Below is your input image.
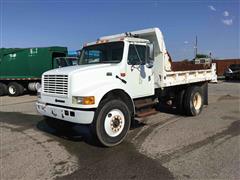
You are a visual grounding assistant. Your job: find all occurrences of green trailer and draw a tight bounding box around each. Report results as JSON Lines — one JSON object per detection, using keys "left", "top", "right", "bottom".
{"left": 0, "top": 46, "right": 67, "bottom": 96}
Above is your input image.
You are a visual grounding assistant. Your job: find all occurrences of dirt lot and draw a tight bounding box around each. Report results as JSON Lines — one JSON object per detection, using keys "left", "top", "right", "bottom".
{"left": 0, "top": 81, "right": 239, "bottom": 180}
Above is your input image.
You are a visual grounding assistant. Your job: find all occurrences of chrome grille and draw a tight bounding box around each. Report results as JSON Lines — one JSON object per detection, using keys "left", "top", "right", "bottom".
{"left": 43, "top": 75, "right": 68, "bottom": 95}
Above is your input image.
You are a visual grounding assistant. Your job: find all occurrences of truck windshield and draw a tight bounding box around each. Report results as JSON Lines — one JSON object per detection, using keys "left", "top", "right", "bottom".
{"left": 56, "top": 57, "right": 78, "bottom": 67}
{"left": 79, "top": 42, "right": 124, "bottom": 65}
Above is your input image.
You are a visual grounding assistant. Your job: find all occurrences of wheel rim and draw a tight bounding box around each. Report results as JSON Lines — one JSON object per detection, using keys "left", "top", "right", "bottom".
{"left": 104, "top": 109, "right": 125, "bottom": 137}
{"left": 9, "top": 86, "right": 16, "bottom": 95}
{"left": 193, "top": 92, "right": 202, "bottom": 110}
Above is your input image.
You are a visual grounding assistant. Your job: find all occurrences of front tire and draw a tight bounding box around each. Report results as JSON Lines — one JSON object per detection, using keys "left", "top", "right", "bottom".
{"left": 91, "top": 99, "right": 131, "bottom": 147}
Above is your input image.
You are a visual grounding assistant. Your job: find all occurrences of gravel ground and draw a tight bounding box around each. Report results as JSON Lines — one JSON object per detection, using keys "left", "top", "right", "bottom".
{"left": 0, "top": 81, "right": 239, "bottom": 180}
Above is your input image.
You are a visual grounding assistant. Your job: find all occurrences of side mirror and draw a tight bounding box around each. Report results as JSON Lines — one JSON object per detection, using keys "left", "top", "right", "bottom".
{"left": 148, "top": 43, "right": 154, "bottom": 60}
{"left": 146, "top": 43, "right": 154, "bottom": 68}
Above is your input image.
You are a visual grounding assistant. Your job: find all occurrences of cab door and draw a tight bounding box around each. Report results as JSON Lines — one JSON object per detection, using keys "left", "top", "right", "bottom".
{"left": 125, "top": 43, "right": 154, "bottom": 98}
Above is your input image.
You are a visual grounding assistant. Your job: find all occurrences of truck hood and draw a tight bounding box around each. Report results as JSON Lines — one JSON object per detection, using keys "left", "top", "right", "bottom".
{"left": 41, "top": 62, "right": 126, "bottom": 109}
{"left": 43, "top": 63, "right": 117, "bottom": 76}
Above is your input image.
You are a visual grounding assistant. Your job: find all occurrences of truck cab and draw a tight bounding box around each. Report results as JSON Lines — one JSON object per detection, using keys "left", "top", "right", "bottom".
{"left": 36, "top": 28, "right": 217, "bottom": 147}
{"left": 79, "top": 37, "right": 155, "bottom": 98}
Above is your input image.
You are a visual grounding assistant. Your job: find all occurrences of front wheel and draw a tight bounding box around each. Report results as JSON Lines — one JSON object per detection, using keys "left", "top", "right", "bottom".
{"left": 91, "top": 99, "right": 131, "bottom": 147}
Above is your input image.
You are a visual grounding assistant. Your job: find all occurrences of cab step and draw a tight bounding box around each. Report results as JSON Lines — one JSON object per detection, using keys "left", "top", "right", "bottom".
{"left": 136, "top": 108, "right": 158, "bottom": 118}
{"left": 134, "top": 98, "right": 158, "bottom": 110}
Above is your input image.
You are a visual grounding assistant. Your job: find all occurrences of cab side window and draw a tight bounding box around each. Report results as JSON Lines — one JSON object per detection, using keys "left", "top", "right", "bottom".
{"left": 128, "top": 45, "right": 146, "bottom": 65}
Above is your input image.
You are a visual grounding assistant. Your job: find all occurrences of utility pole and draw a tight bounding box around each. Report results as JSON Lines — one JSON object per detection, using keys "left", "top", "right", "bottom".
{"left": 194, "top": 36, "right": 198, "bottom": 58}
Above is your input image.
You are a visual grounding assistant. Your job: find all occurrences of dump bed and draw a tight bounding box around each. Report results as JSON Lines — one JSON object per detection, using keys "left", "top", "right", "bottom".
{"left": 163, "top": 64, "right": 217, "bottom": 87}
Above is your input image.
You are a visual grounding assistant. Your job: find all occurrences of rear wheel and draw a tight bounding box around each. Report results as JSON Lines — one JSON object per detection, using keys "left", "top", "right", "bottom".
{"left": 45, "top": 117, "right": 75, "bottom": 132}
{"left": 7, "top": 82, "right": 24, "bottom": 96}
{"left": 184, "top": 86, "right": 203, "bottom": 116}
{"left": 176, "top": 88, "right": 186, "bottom": 115}
{"left": 0, "top": 83, "right": 7, "bottom": 96}
{"left": 91, "top": 99, "right": 131, "bottom": 147}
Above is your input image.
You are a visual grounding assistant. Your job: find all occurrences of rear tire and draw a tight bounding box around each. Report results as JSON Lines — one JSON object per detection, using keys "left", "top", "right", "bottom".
{"left": 91, "top": 99, "right": 131, "bottom": 147}
{"left": 176, "top": 88, "right": 186, "bottom": 115}
{"left": 0, "top": 83, "right": 8, "bottom": 96}
{"left": 184, "top": 86, "right": 203, "bottom": 116}
{"left": 7, "top": 82, "right": 24, "bottom": 96}
{"left": 45, "top": 117, "right": 74, "bottom": 132}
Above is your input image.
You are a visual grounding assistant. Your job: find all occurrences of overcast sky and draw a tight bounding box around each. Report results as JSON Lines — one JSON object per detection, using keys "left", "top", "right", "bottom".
{"left": 0, "top": 0, "right": 239, "bottom": 60}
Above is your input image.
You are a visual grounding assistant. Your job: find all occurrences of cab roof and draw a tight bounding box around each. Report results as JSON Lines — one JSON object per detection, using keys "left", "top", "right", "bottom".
{"left": 84, "top": 36, "right": 149, "bottom": 47}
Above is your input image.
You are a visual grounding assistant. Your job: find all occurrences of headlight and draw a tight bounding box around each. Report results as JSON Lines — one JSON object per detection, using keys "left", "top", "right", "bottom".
{"left": 72, "top": 96, "right": 95, "bottom": 105}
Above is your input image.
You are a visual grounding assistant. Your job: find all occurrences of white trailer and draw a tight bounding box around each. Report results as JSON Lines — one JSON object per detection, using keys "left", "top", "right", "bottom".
{"left": 36, "top": 28, "right": 217, "bottom": 147}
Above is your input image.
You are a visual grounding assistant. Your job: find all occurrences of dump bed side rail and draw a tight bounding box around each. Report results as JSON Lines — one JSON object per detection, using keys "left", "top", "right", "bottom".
{"left": 162, "top": 63, "right": 217, "bottom": 87}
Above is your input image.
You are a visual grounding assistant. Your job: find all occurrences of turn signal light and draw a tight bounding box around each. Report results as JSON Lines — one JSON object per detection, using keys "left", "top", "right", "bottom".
{"left": 82, "top": 96, "right": 95, "bottom": 105}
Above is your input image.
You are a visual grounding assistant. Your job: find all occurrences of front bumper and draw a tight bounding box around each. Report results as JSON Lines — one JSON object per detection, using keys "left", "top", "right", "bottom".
{"left": 36, "top": 101, "right": 95, "bottom": 124}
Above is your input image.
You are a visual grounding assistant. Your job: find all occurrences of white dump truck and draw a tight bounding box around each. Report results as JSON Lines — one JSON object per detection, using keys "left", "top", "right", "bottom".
{"left": 36, "top": 28, "right": 217, "bottom": 147}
